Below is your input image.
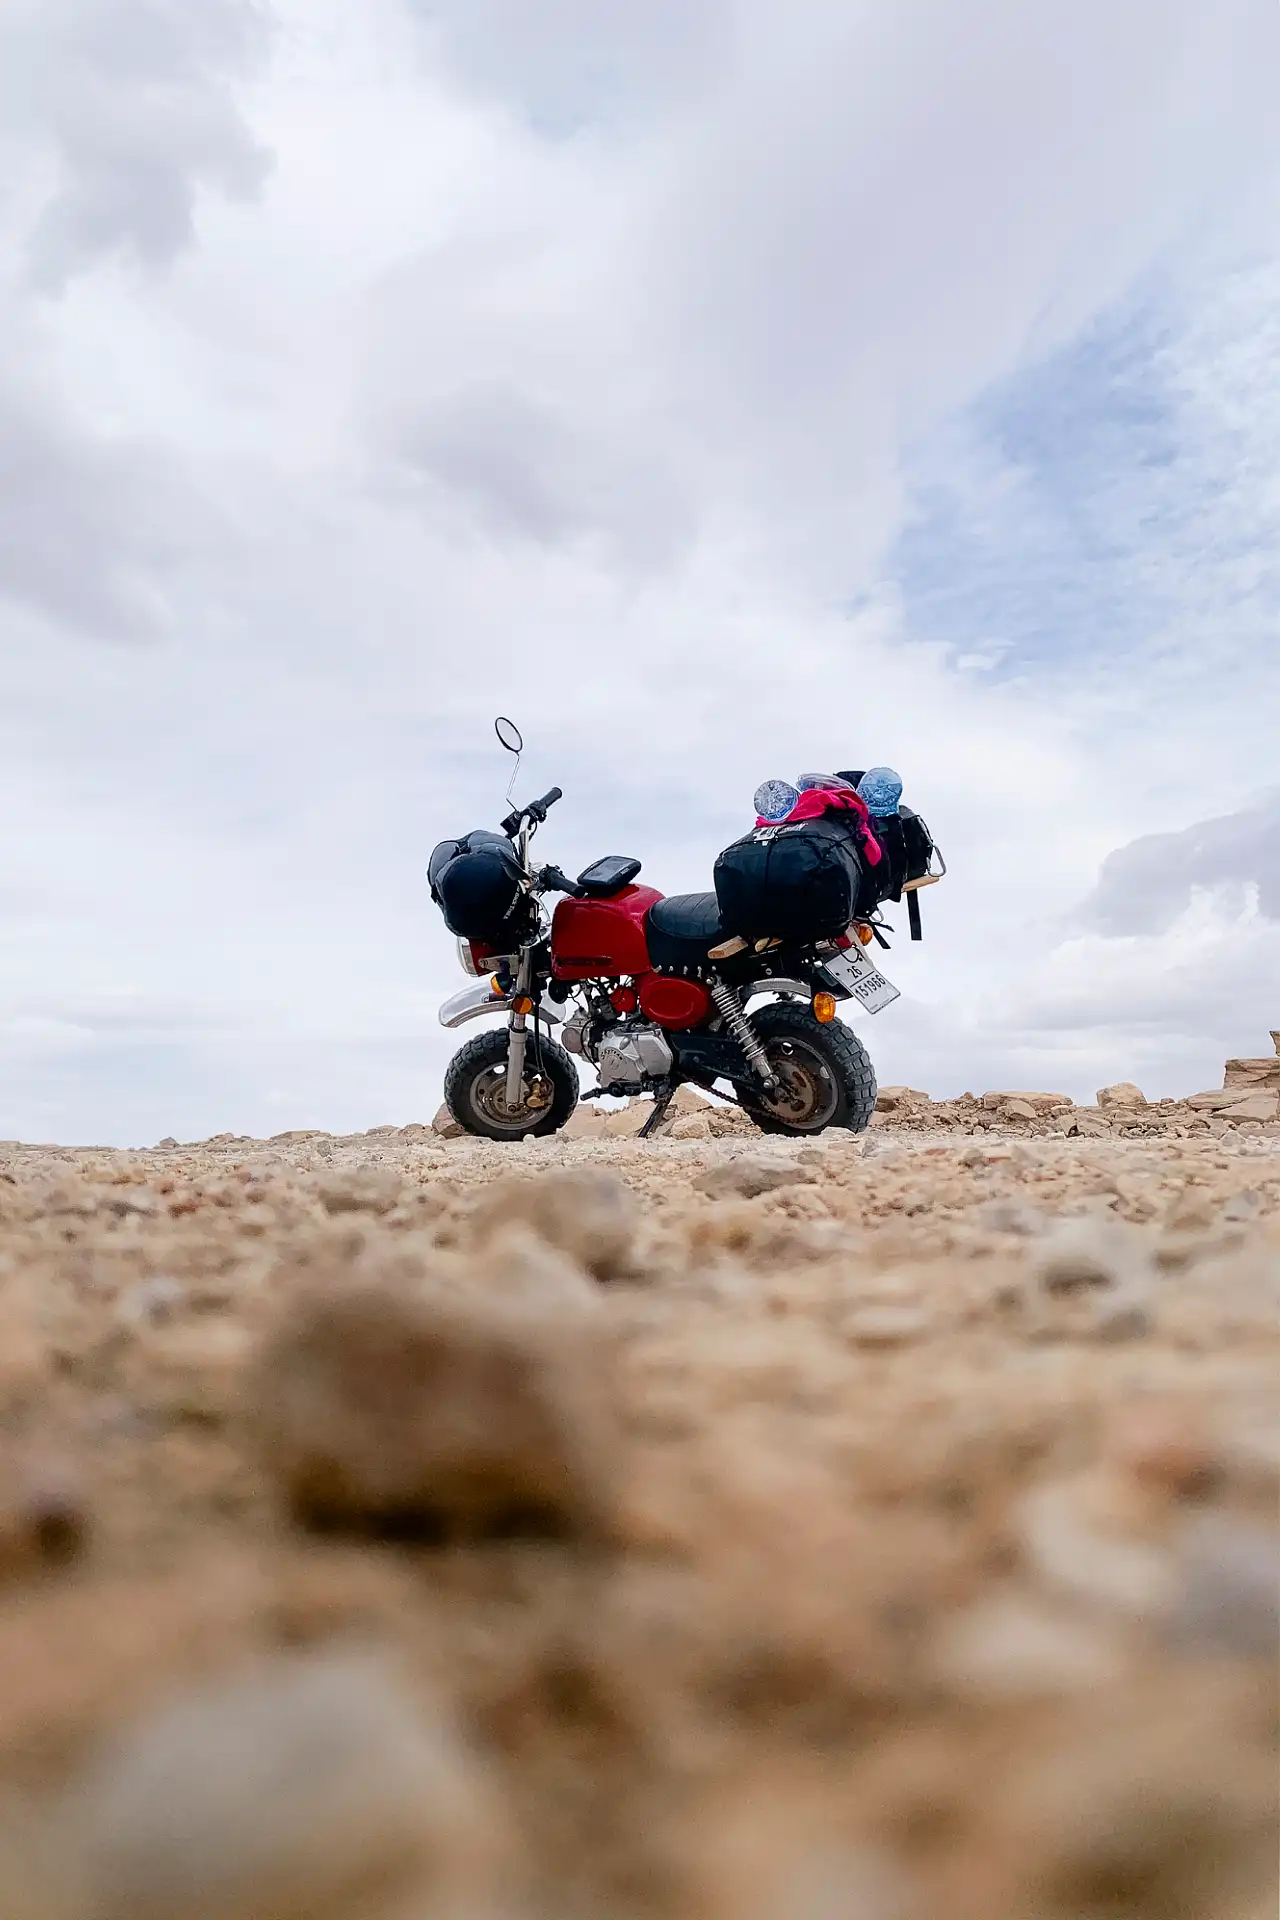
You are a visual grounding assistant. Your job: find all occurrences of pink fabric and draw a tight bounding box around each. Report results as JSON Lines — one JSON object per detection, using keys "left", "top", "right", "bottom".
{"left": 755, "top": 786, "right": 882, "bottom": 864}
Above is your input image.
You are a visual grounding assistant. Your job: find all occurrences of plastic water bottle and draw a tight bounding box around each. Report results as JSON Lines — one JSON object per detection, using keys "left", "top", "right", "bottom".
{"left": 856, "top": 767, "right": 903, "bottom": 816}
{"left": 754, "top": 778, "right": 799, "bottom": 821}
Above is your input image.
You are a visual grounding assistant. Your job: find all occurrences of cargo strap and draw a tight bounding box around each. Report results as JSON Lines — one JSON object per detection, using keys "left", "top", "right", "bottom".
{"left": 907, "top": 890, "right": 922, "bottom": 942}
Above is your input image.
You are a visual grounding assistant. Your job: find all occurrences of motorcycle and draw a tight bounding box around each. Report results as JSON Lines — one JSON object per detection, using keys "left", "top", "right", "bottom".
{"left": 430, "top": 719, "right": 924, "bottom": 1142}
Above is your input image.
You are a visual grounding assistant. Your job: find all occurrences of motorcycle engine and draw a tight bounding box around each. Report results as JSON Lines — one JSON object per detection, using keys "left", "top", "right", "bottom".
{"left": 563, "top": 1011, "right": 673, "bottom": 1090}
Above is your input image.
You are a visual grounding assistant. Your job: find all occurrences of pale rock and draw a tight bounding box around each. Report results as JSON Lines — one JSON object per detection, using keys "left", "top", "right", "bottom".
{"left": 1186, "top": 1090, "right": 1241, "bottom": 1110}
{"left": 1000, "top": 1099, "right": 1039, "bottom": 1123}
{"left": 842, "top": 1305, "right": 928, "bottom": 1348}
{"left": 430, "top": 1104, "right": 465, "bottom": 1140}
{"left": 1068, "top": 1111, "right": 1111, "bottom": 1138}
{"left": 1223, "top": 1055, "right": 1280, "bottom": 1091}
{"left": 1222, "top": 1093, "right": 1278, "bottom": 1124}
{"left": 1271, "top": 1029, "right": 1280, "bottom": 1056}
{"left": 560, "top": 1106, "right": 606, "bottom": 1139}
{"left": 1097, "top": 1082, "right": 1147, "bottom": 1109}
{"left": 932, "top": 1594, "right": 1121, "bottom": 1698}
{"left": 1030, "top": 1220, "right": 1150, "bottom": 1295}
{"left": 981, "top": 1092, "right": 1073, "bottom": 1112}
{"left": 469, "top": 1167, "right": 638, "bottom": 1281}
{"left": 669, "top": 1114, "right": 712, "bottom": 1141}
{"left": 1090, "top": 1295, "right": 1154, "bottom": 1342}
{"left": 1169, "top": 1515, "right": 1280, "bottom": 1658}
{"left": 603, "top": 1102, "right": 649, "bottom": 1138}
{"left": 875, "top": 1087, "right": 930, "bottom": 1113}
{"left": 1017, "top": 1476, "right": 1175, "bottom": 1618}
{"left": 56, "top": 1651, "right": 491, "bottom": 1920}
{"left": 669, "top": 1086, "right": 714, "bottom": 1115}
{"left": 694, "top": 1158, "right": 810, "bottom": 1201}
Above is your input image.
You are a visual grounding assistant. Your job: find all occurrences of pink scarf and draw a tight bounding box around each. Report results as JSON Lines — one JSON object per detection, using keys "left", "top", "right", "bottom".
{"left": 756, "top": 786, "right": 882, "bottom": 865}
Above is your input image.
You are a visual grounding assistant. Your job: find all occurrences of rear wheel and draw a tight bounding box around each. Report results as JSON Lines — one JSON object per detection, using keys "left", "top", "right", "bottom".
{"left": 744, "top": 1000, "right": 877, "bottom": 1136}
{"left": 444, "top": 1028, "right": 579, "bottom": 1141}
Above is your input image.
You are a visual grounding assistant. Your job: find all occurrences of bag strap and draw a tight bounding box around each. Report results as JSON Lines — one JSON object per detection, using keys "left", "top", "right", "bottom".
{"left": 907, "top": 890, "right": 922, "bottom": 942}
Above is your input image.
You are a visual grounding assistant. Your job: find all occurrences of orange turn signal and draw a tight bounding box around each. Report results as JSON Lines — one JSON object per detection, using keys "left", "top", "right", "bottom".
{"left": 512, "top": 995, "right": 535, "bottom": 1015}
{"left": 813, "top": 992, "right": 837, "bottom": 1024}
{"left": 854, "top": 922, "right": 874, "bottom": 945}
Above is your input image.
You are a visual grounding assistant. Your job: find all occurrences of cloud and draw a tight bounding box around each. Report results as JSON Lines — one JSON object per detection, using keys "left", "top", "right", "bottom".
{"left": 0, "top": 0, "right": 272, "bottom": 289}
{"left": 0, "top": 384, "right": 213, "bottom": 639}
{"left": 0, "top": 0, "right": 1277, "bottom": 1140}
{"left": 1082, "top": 793, "right": 1280, "bottom": 936}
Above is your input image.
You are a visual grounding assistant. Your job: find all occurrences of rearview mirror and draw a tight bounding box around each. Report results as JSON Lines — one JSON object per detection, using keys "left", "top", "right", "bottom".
{"left": 494, "top": 716, "right": 523, "bottom": 754}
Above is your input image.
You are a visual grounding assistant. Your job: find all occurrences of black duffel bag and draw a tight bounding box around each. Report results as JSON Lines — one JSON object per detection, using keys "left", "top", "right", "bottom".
{"left": 714, "top": 816, "right": 866, "bottom": 941}
{"left": 428, "top": 829, "right": 534, "bottom": 947}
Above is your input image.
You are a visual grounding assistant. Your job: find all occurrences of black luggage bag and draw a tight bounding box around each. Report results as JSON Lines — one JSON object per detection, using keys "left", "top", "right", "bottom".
{"left": 714, "top": 816, "right": 867, "bottom": 941}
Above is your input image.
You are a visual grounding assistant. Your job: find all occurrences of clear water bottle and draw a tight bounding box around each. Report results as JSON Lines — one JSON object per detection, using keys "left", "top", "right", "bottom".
{"left": 754, "top": 778, "right": 799, "bottom": 821}
{"left": 856, "top": 767, "right": 903, "bottom": 816}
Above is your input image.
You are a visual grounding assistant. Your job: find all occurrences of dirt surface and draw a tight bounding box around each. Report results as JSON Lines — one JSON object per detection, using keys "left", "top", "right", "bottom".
{"left": 0, "top": 1093, "right": 1277, "bottom": 1917}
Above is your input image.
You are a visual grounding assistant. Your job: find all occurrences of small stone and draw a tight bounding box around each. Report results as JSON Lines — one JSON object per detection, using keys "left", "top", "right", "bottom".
{"left": 430, "top": 1104, "right": 465, "bottom": 1140}
{"left": 1097, "top": 1082, "right": 1147, "bottom": 1109}
{"left": 1090, "top": 1294, "right": 1153, "bottom": 1342}
{"left": 669, "top": 1113, "right": 712, "bottom": 1140}
{"left": 1169, "top": 1515, "right": 1280, "bottom": 1658}
{"left": 1017, "top": 1476, "right": 1174, "bottom": 1618}
{"left": 875, "top": 1087, "right": 930, "bottom": 1113}
{"left": 1069, "top": 1112, "right": 1111, "bottom": 1137}
{"left": 253, "top": 1278, "right": 622, "bottom": 1540}
{"left": 1222, "top": 1094, "right": 1278, "bottom": 1124}
{"left": 315, "top": 1175, "right": 401, "bottom": 1216}
{"left": 155, "top": 1137, "right": 179, "bottom": 1149}
{"left": 0, "top": 1451, "right": 89, "bottom": 1578}
{"left": 56, "top": 1650, "right": 491, "bottom": 1920}
{"left": 560, "top": 1106, "right": 606, "bottom": 1139}
{"left": 470, "top": 1168, "right": 638, "bottom": 1281}
{"left": 932, "top": 1595, "right": 1121, "bottom": 1698}
{"left": 1030, "top": 1221, "right": 1147, "bottom": 1295}
{"left": 603, "top": 1102, "right": 648, "bottom": 1137}
{"left": 694, "top": 1159, "right": 810, "bottom": 1201}
{"left": 842, "top": 1305, "right": 928, "bottom": 1348}
{"left": 118, "top": 1277, "right": 186, "bottom": 1328}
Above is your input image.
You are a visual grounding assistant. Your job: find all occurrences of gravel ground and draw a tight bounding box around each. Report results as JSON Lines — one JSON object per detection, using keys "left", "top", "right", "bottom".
{"left": 0, "top": 1110, "right": 1276, "bottom": 1918}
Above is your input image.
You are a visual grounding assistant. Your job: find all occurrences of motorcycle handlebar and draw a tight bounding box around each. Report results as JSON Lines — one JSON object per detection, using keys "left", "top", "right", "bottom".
{"left": 525, "top": 786, "right": 562, "bottom": 824}
{"left": 501, "top": 786, "right": 564, "bottom": 838}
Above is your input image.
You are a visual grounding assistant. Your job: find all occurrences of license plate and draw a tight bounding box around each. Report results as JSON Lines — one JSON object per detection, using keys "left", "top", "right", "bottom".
{"left": 821, "top": 945, "right": 901, "bottom": 1014}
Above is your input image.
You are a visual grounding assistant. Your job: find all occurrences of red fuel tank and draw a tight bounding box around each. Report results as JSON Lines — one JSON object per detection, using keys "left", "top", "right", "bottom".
{"left": 551, "top": 886, "right": 663, "bottom": 981}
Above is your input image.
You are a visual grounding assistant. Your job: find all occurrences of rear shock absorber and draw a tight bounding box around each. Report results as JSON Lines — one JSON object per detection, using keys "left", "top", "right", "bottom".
{"left": 709, "top": 979, "right": 779, "bottom": 1095}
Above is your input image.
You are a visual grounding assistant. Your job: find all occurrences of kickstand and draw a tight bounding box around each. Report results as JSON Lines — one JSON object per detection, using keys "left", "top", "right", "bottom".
{"left": 638, "top": 1085, "right": 676, "bottom": 1140}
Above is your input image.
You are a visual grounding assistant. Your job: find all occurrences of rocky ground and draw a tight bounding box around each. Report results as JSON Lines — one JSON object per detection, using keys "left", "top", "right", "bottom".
{"left": 0, "top": 1040, "right": 1276, "bottom": 1919}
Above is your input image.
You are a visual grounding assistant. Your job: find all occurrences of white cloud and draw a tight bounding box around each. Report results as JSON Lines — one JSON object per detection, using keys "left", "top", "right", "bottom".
{"left": 0, "top": 0, "right": 1277, "bottom": 1141}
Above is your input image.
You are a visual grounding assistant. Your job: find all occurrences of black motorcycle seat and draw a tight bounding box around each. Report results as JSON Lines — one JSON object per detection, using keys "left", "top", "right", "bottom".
{"left": 576, "top": 854, "right": 642, "bottom": 897}
{"left": 645, "top": 891, "right": 725, "bottom": 969}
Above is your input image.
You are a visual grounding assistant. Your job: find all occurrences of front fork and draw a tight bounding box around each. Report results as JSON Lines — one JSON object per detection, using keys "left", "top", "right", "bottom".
{"left": 504, "top": 951, "right": 534, "bottom": 1111}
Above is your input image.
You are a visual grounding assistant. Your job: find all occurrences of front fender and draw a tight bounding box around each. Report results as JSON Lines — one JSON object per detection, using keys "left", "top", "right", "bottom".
{"left": 438, "top": 985, "right": 569, "bottom": 1030}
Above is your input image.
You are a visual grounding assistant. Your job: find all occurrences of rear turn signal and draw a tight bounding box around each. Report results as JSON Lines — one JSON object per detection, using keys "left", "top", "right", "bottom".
{"left": 512, "top": 995, "right": 535, "bottom": 1015}
{"left": 855, "top": 923, "right": 875, "bottom": 945}
{"left": 813, "top": 992, "right": 837, "bottom": 1023}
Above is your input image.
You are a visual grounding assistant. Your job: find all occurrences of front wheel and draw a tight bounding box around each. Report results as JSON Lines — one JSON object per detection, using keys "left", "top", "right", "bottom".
{"left": 744, "top": 1001, "right": 877, "bottom": 1136}
{"left": 444, "top": 1028, "right": 580, "bottom": 1141}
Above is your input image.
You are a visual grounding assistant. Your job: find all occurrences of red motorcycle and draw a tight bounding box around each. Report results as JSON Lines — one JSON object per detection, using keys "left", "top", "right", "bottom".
{"left": 431, "top": 720, "right": 932, "bottom": 1142}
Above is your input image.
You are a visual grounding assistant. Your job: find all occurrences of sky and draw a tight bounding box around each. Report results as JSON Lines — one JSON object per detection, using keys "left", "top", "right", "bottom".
{"left": 1, "top": 0, "right": 1277, "bottom": 1147}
